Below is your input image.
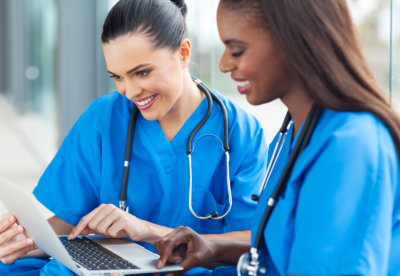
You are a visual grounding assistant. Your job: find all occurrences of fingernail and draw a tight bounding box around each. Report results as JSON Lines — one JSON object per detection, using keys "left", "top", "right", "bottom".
{"left": 9, "top": 216, "right": 15, "bottom": 222}
{"left": 17, "top": 225, "right": 23, "bottom": 232}
{"left": 68, "top": 234, "right": 73, "bottom": 240}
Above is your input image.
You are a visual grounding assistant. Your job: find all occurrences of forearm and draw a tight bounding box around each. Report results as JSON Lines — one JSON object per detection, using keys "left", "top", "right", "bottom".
{"left": 201, "top": 230, "right": 250, "bottom": 242}
{"left": 24, "top": 216, "right": 74, "bottom": 259}
{"left": 210, "top": 240, "right": 250, "bottom": 265}
{"left": 139, "top": 221, "right": 250, "bottom": 244}
{"left": 139, "top": 220, "right": 174, "bottom": 244}
{"left": 48, "top": 215, "right": 74, "bottom": 235}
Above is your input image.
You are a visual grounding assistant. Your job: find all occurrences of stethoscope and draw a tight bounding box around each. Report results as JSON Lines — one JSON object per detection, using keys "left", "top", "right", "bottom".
{"left": 119, "top": 77, "right": 232, "bottom": 220}
{"left": 237, "top": 105, "right": 323, "bottom": 276}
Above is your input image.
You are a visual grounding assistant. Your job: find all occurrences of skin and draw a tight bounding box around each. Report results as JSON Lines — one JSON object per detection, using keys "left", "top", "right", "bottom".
{"left": 156, "top": 3, "right": 314, "bottom": 275}
{"left": 0, "top": 32, "right": 250, "bottom": 265}
{"left": 217, "top": 7, "right": 313, "bottom": 137}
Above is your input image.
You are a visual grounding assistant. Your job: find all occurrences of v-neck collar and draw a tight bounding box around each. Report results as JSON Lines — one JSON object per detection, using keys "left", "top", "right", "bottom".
{"left": 138, "top": 97, "right": 209, "bottom": 173}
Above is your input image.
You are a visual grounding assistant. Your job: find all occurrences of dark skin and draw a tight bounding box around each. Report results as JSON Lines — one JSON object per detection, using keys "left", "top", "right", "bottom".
{"left": 155, "top": 226, "right": 250, "bottom": 275}
{"left": 155, "top": 2, "right": 314, "bottom": 275}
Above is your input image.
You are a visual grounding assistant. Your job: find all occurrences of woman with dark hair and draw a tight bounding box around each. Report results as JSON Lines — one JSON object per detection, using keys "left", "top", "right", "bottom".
{"left": 0, "top": 0, "right": 267, "bottom": 275}
{"left": 155, "top": 0, "right": 400, "bottom": 275}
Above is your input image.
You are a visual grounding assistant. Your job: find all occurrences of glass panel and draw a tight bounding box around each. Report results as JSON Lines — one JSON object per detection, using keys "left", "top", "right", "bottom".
{"left": 25, "top": 0, "right": 57, "bottom": 122}
{"left": 391, "top": 0, "right": 400, "bottom": 101}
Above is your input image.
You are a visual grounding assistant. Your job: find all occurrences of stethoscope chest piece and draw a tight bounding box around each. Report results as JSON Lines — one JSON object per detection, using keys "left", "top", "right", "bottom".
{"left": 237, "top": 248, "right": 267, "bottom": 276}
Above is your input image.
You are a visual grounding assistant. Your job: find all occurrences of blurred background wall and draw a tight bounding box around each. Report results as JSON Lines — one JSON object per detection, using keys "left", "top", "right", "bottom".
{"left": 0, "top": 0, "right": 399, "bottom": 192}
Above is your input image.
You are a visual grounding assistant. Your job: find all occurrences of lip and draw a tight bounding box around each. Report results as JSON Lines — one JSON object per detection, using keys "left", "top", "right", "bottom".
{"left": 231, "top": 76, "right": 251, "bottom": 95}
{"left": 231, "top": 75, "right": 247, "bottom": 82}
{"left": 133, "top": 94, "right": 158, "bottom": 111}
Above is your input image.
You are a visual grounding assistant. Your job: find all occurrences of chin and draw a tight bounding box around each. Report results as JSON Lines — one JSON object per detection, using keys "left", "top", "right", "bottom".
{"left": 246, "top": 94, "right": 264, "bottom": 106}
{"left": 140, "top": 111, "right": 160, "bottom": 121}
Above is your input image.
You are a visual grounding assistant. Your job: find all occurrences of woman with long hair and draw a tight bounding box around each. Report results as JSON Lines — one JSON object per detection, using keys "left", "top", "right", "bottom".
{"left": 156, "top": 1, "right": 400, "bottom": 275}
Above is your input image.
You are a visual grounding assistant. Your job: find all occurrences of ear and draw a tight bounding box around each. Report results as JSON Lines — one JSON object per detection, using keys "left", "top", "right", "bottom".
{"left": 179, "top": 38, "right": 192, "bottom": 67}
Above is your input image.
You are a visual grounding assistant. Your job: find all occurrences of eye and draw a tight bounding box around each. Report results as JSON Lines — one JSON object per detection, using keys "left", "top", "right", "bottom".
{"left": 136, "top": 70, "right": 151, "bottom": 78}
{"left": 109, "top": 74, "right": 123, "bottom": 82}
{"left": 231, "top": 50, "right": 244, "bottom": 57}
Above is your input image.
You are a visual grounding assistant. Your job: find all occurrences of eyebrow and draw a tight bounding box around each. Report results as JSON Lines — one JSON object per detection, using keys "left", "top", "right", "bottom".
{"left": 107, "top": 63, "right": 153, "bottom": 76}
{"left": 223, "top": 39, "right": 247, "bottom": 46}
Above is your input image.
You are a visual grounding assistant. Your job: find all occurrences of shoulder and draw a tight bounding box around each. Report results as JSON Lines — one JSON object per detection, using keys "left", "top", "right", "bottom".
{"left": 85, "top": 91, "right": 131, "bottom": 115}
{"left": 309, "top": 109, "right": 398, "bottom": 168}
{"left": 78, "top": 91, "right": 133, "bottom": 124}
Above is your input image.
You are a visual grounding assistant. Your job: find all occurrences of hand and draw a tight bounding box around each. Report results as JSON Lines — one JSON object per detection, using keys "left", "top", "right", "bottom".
{"left": 155, "top": 226, "right": 216, "bottom": 274}
{"left": 0, "top": 213, "right": 36, "bottom": 264}
{"left": 68, "top": 204, "right": 148, "bottom": 241}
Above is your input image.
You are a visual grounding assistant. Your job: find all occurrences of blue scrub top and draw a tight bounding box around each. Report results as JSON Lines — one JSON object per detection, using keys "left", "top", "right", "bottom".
{"left": 251, "top": 109, "right": 400, "bottom": 276}
{"left": 27, "top": 91, "right": 267, "bottom": 275}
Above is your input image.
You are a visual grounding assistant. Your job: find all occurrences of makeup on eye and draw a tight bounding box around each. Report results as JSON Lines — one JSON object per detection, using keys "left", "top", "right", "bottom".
{"left": 135, "top": 69, "right": 152, "bottom": 78}
{"left": 231, "top": 49, "right": 244, "bottom": 57}
{"left": 108, "top": 74, "right": 123, "bottom": 81}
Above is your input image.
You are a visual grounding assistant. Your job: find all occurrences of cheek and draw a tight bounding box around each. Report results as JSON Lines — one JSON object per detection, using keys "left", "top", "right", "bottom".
{"left": 238, "top": 54, "right": 269, "bottom": 79}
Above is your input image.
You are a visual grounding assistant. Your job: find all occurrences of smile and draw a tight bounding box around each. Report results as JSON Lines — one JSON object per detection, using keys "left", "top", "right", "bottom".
{"left": 134, "top": 94, "right": 157, "bottom": 110}
{"left": 236, "top": 80, "right": 251, "bottom": 95}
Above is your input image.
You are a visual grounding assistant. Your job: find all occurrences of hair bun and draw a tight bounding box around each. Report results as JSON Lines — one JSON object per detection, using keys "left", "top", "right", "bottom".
{"left": 170, "top": 0, "right": 187, "bottom": 17}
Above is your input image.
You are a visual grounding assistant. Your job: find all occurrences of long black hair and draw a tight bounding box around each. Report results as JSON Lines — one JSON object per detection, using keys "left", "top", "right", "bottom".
{"left": 102, "top": 0, "right": 188, "bottom": 50}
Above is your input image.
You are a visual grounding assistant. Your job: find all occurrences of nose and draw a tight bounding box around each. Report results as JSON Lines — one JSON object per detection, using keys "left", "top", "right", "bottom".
{"left": 219, "top": 51, "right": 235, "bottom": 73}
{"left": 120, "top": 80, "right": 141, "bottom": 100}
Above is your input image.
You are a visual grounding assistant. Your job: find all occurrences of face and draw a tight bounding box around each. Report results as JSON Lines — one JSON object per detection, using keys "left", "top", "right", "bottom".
{"left": 103, "top": 34, "right": 189, "bottom": 121}
{"left": 217, "top": 4, "right": 295, "bottom": 105}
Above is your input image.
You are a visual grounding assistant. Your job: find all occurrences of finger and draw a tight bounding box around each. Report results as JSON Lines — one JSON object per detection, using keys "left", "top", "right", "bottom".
{"left": 0, "top": 238, "right": 34, "bottom": 259}
{"left": 106, "top": 221, "right": 126, "bottom": 238}
{"left": 96, "top": 208, "right": 122, "bottom": 234}
{"left": 86, "top": 204, "right": 115, "bottom": 232}
{"left": 69, "top": 206, "right": 104, "bottom": 239}
{"left": 178, "top": 254, "right": 199, "bottom": 272}
{"left": 0, "top": 225, "right": 24, "bottom": 245}
{"left": 156, "top": 231, "right": 190, "bottom": 269}
{"left": 1, "top": 244, "right": 36, "bottom": 264}
{"left": 0, "top": 214, "right": 16, "bottom": 233}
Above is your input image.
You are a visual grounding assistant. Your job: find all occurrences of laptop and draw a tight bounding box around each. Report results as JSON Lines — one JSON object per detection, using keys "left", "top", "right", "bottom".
{"left": 0, "top": 176, "right": 182, "bottom": 275}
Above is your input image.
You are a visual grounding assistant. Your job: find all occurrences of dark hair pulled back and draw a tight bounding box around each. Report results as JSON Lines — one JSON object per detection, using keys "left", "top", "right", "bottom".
{"left": 101, "top": 0, "right": 188, "bottom": 50}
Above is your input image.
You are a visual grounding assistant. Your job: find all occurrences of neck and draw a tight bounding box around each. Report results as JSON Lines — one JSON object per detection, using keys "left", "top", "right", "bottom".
{"left": 158, "top": 70, "right": 205, "bottom": 141}
{"left": 280, "top": 84, "right": 314, "bottom": 138}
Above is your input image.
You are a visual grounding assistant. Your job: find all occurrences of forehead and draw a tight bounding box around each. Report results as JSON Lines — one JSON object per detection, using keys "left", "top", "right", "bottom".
{"left": 217, "top": 4, "right": 269, "bottom": 42}
{"left": 102, "top": 33, "right": 174, "bottom": 72}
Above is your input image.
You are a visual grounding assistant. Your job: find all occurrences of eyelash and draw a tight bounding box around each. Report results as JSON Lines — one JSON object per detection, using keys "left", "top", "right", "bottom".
{"left": 109, "top": 75, "right": 123, "bottom": 81}
{"left": 136, "top": 70, "right": 151, "bottom": 78}
{"left": 231, "top": 50, "right": 244, "bottom": 57}
{"left": 108, "top": 69, "right": 152, "bottom": 81}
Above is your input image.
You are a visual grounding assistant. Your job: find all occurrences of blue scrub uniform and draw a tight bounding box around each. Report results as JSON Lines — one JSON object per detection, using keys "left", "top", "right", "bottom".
{"left": 0, "top": 91, "right": 267, "bottom": 275}
{"left": 251, "top": 109, "right": 400, "bottom": 276}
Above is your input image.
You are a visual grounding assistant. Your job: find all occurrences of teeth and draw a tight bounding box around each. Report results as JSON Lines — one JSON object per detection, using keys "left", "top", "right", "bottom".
{"left": 238, "top": 80, "right": 250, "bottom": 87}
{"left": 136, "top": 95, "right": 155, "bottom": 106}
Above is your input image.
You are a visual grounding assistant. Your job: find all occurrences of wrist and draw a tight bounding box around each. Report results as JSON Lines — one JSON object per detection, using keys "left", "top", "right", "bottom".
{"left": 132, "top": 219, "right": 171, "bottom": 244}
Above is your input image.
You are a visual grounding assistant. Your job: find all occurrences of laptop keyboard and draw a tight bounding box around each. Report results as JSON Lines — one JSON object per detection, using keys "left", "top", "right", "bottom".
{"left": 59, "top": 236, "right": 139, "bottom": 271}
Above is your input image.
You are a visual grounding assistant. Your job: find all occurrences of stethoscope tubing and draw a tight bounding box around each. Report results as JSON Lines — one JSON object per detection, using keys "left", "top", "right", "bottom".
{"left": 120, "top": 77, "right": 232, "bottom": 220}
{"left": 238, "top": 105, "right": 323, "bottom": 276}
{"left": 253, "top": 105, "right": 323, "bottom": 249}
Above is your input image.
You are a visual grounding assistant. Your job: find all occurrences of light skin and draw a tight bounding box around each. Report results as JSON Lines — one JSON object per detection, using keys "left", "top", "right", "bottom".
{"left": 156, "top": 3, "right": 313, "bottom": 275}
{"left": 0, "top": 32, "right": 250, "bottom": 265}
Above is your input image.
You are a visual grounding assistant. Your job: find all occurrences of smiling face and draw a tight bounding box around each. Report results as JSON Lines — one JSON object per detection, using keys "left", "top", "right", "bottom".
{"left": 103, "top": 33, "right": 189, "bottom": 121}
{"left": 217, "top": 4, "right": 296, "bottom": 105}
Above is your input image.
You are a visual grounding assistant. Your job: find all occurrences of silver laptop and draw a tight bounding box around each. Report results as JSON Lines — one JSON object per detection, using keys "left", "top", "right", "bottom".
{"left": 0, "top": 176, "right": 182, "bottom": 275}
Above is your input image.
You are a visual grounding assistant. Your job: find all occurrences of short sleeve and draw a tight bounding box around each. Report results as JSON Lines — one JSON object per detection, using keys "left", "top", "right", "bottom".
{"left": 33, "top": 101, "right": 104, "bottom": 226}
{"left": 287, "top": 119, "right": 396, "bottom": 275}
